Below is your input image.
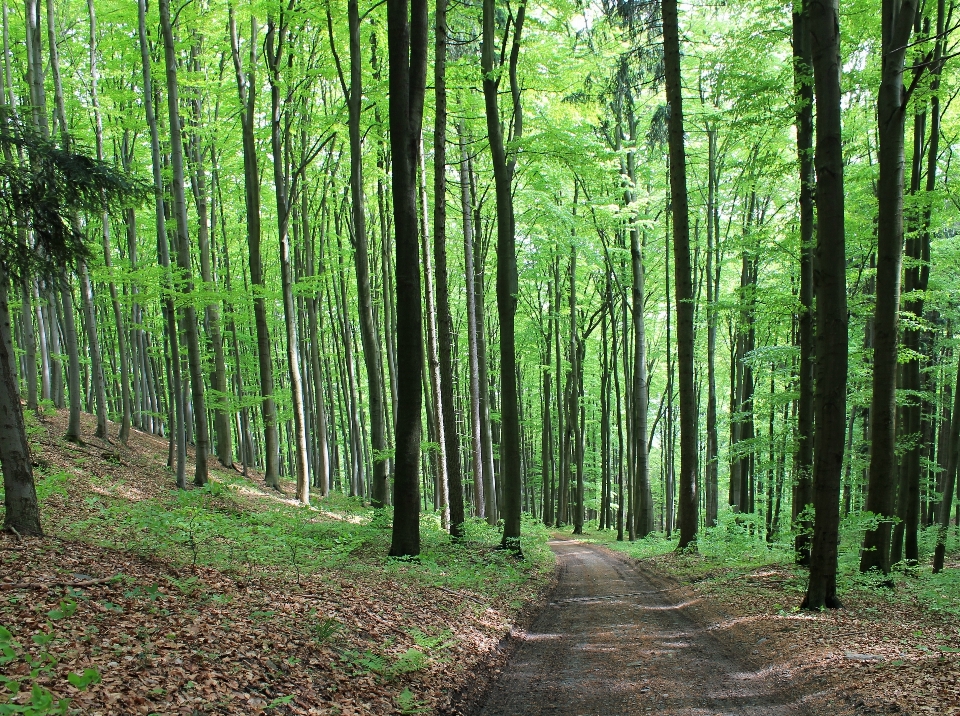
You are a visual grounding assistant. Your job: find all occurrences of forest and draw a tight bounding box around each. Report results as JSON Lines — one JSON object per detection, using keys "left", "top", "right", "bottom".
{"left": 1, "top": 0, "right": 960, "bottom": 711}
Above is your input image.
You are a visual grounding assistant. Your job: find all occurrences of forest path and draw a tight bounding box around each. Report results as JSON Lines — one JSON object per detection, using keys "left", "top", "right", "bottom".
{"left": 478, "top": 537, "right": 814, "bottom": 716}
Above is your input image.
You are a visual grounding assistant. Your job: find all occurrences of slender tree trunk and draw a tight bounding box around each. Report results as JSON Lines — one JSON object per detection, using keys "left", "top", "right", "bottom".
{"left": 662, "top": 0, "right": 698, "bottom": 549}
{"left": 88, "top": 0, "right": 131, "bottom": 444}
{"left": 138, "top": 0, "right": 186, "bottom": 486}
{"left": 434, "top": 0, "right": 465, "bottom": 537}
{"left": 705, "top": 127, "right": 719, "bottom": 529}
{"left": 482, "top": 0, "right": 526, "bottom": 552}
{"left": 339, "top": 0, "right": 389, "bottom": 507}
{"left": 265, "top": 11, "right": 311, "bottom": 504}
{"left": 230, "top": 8, "right": 281, "bottom": 489}
{"left": 159, "top": 0, "right": 209, "bottom": 487}
{"left": 803, "top": 0, "right": 848, "bottom": 609}
{"left": 420, "top": 146, "right": 449, "bottom": 527}
{"left": 793, "top": 0, "right": 816, "bottom": 564}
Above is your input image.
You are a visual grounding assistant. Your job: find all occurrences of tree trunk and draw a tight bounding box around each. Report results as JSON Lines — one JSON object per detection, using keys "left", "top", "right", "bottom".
{"left": 662, "top": 0, "right": 698, "bottom": 549}
{"left": 482, "top": 0, "right": 526, "bottom": 553}
{"left": 420, "top": 145, "right": 449, "bottom": 527}
{"left": 159, "top": 0, "right": 209, "bottom": 487}
{"left": 433, "top": 0, "right": 465, "bottom": 538}
{"left": 860, "top": 0, "right": 919, "bottom": 575}
{"left": 0, "top": 273, "right": 42, "bottom": 536}
{"left": 793, "top": 0, "right": 816, "bottom": 564}
{"left": 265, "top": 11, "right": 311, "bottom": 504}
{"left": 229, "top": 8, "right": 281, "bottom": 490}
{"left": 340, "top": 0, "right": 390, "bottom": 508}
{"left": 387, "top": 0, "right": 427, "bottom": 558}
{"left": 138, "top": 0, "right": 186, "bottom": 487}
{"left": 802, "top": 0, "right": 848, "bottom": 609}
{"left": 705, "top": 127, "right": 719, "bottom": 529}
{"left": 88, "top": 0, "right": 131, "bottom": 444}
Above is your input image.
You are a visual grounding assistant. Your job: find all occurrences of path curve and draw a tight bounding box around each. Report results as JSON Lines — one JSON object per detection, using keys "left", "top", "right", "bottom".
{"left": 479, "top": 538, "right": 819, "bottom": 716}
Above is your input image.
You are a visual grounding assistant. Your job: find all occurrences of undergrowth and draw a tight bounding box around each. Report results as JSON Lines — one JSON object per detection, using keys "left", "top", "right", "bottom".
{"left": 26, "top": 467, "right": 553, "bottom": 605}
{"left": 580, "top": 506, "right": 960, "bottom": 616}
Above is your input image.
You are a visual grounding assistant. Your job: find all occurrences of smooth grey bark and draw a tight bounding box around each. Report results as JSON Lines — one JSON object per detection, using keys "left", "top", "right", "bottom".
{"left": 420, "top": 146, "right": 449, "bottom": 526}
{"left": 265, "top": 10, "right": 311, "bottom": 504}
{"left": 45, "top": 0, "right": 109, "bottom": 441}
{"left": 24, "top": 0, "right": 79, "bottom": 442}
{"left": 434, "top": 0, "right": 465, "bottom": 538}
{"left": 186, "top": 41, "right": 232, "bottom": 468}
{"left": 329, "top": 0, "right": 390, "bottom": 507}
{"left": 159, "top": 0, "right": 210, "bottom": 486}
{"left": 793, "top": 0, "right": 815, "bottom": 564}
{"left": 705, "top": 126, "right": 719, "bottom": 528}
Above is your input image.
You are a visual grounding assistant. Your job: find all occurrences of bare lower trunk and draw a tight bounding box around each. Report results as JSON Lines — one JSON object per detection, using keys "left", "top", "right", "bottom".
{"left": 0, "top": 274, "right": 42, "bottom": 536}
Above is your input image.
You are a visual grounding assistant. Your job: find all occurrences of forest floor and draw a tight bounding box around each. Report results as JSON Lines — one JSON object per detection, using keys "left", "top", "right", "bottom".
{"left": 4, "top": 410, "right": 960, "bottom": 715}
{"left": 0, "top": 409, "right": 555, "bottom": 715}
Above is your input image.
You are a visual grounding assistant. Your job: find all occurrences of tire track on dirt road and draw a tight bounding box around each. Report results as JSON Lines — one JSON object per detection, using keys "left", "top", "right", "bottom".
{"left": 478, "top": 537, "right": 840, "bottom": 716}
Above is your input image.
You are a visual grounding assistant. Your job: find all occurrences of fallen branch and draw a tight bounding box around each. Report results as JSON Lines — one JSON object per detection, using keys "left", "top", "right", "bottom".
{"left": 0, "top": 574, "right": 120, "bottom": 591}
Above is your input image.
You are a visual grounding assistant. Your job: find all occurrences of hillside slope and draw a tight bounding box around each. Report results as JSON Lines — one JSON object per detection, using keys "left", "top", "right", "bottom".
{"left": 0, "top": 409, "right": 553, "bottom": 715}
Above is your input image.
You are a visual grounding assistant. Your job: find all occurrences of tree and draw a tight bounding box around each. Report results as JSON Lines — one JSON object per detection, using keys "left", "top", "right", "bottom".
{"left": 662, "top": 0, "right": 698, "bottom": 550}
{"left": 802, "top": 0, "right": 848, "bottom": 610}
{"left": 0, "top": 123, "right": 138, "bottom": 536}
{"left": 387, "top": 0, "right": 428, "bottom": 558}
{"left": 482, "top": 0, "right": 527, "bottom": 554}
{"left": 860, "top": 0, "right": 921, "bottom": 576}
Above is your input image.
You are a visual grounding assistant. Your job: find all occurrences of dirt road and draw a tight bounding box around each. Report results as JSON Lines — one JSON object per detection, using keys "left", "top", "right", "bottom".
{"left": 479, "top": 538, "right": 827, "bottom": 716}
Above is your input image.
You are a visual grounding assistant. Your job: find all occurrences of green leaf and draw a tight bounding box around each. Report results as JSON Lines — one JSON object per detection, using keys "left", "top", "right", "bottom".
{"left": 67, "top": 668, "right": 101, "bottom": 690}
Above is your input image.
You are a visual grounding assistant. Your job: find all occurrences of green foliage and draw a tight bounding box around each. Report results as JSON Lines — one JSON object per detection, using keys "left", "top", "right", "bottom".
{"left": 395, "top": 687, "right": 428, "bottom": 714}
{"left": 0, "top": 613, "right": 100, "bottom": 716}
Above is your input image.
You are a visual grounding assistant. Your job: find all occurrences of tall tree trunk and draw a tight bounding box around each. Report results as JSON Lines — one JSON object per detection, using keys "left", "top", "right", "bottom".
{"left": 433, "top": 0, "right": 465, "bottom": 537}
{"left": 569, "top": 240, "right": 584, "bottom": 535}
{"left": 230, "top": 8, "right": 281, "bottom": 490}
{"left": 138, "top": 0, "right": 186, "bottom": 486}
{"left": 482, "top": 0, "right": 526, "bottom": 553}
{"left": 387, "top": 0, "right": 428, "bottom": 557}
{"left": 339, "top": 0, "right": 389, "bottom": 507}
{"left": 662, "top": 0, "right": 698, "bottom": 549}
{"left": 420, "top": 145, "right": 448, "bottom": 527}
{"left": 793, "top": 0, "right": 816, "bottom": 564}
{"left": 705, "top": 126, "right": 719, "bottom": 529}
{"left": 265, "top": 10, "right": 311, "bottom": 504}
{"left": 860, "top": 0, "right": 919, "bottom": 575}
{"left": 159, "top": 0, "right": 210, "bottom": 486}
{"left": 88, "top": 0, "right": 131, "bottom": 444}
{"left": 803, "top": 0, "right": 848, "bottom": 609}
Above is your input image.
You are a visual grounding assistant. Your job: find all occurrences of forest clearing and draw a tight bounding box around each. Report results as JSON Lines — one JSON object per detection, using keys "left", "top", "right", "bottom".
{"left": 3, "top": 0, "right": 960, "bottom": 712}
